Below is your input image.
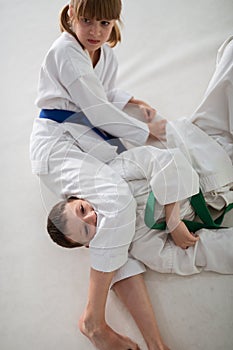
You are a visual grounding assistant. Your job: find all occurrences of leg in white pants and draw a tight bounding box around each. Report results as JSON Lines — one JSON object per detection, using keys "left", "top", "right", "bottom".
{"left": 195, "top": 228, "right": 233, "bottom": 274}
{"left": 190, "top": 36, "right": 233, "bottom": 162}
{"left": 130, "top": 227, "right": 233, "bottom": 276}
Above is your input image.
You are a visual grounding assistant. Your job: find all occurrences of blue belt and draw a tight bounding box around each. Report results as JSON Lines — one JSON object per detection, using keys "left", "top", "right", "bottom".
{"left": 39, "top": 109, "right": 126, "bottom": 154}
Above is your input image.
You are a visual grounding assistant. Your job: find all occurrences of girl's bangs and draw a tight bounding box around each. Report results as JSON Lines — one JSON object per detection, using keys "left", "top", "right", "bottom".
{"left": 77, "top": 0, "right": 121, "bottom": 20}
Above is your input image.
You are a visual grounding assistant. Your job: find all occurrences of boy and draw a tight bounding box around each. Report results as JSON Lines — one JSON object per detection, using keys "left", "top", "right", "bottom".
{"left": 47, "top": 143, "right": 233, "bottom": 277}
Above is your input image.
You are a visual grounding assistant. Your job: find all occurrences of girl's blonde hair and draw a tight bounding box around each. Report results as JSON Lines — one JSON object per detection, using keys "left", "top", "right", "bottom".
{"left": 60, "top": 0, "right": 122, "bottom": 47}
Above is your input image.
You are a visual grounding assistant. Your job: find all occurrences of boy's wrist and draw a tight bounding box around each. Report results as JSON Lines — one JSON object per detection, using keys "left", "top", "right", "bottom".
{"left": 167, "top": 219, "right": 181, "bottom": 233}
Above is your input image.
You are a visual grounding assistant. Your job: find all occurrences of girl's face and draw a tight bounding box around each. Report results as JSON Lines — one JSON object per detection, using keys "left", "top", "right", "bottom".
{"left": 70, "top": 8, "right": 115, "bottom": 56}
{"left": 64, "top": 199, "right": 97, "bottom": 247}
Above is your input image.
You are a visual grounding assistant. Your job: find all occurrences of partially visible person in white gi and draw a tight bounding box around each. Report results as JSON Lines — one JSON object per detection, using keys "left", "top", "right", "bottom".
{"left": 190, "top": 36, "right": 233, "bottom": 162}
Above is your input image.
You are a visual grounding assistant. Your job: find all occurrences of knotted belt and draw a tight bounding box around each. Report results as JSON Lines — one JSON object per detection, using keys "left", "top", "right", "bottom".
{"left": 145, "top": 189, "right": 233, "bottom": 232}
{"left": 39, "top": 109, "right": 126, "bottom": 154}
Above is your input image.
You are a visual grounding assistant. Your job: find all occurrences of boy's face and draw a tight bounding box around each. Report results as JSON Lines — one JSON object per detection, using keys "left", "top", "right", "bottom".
{"left": 64, "top": 199, "right": 97, "bottom": 247}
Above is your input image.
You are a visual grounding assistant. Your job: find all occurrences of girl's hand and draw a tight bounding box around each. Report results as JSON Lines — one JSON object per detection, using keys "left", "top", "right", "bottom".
{"left": 170, "top": 221, "right": 199, "bottom": 249}
{"left": 127, "top": 97, "right": 167, "bottom": 140}
{"left": 148, "top": 119, "right": 167, "bottom": 141}
{"left": 138, "top": 103, "right": 156, "bottom": 122}
{"left": 128, "top": 98, "right": 156, "bottom": 122}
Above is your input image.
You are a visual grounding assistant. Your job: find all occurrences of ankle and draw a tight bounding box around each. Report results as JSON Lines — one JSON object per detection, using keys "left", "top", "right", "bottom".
{"left": 78, "top": 313, "right": 106, "bottom": 338}
{"left": 147, "top": 338, "right": 167, "bottom": 350}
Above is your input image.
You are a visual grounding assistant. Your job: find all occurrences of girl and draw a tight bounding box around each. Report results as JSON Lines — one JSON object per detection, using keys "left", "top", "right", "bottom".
{"left": 30, "top": 0, "right": 166, "bottom": 176}
{"left": 30, "top": 0, "right": 167, "bottom": 195}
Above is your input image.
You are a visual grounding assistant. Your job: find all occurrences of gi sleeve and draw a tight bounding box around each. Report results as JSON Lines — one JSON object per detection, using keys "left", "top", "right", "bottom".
{"left": 110, "top": 257, "right": 147, "bottom": 288}
{"left": 110, "top": 145, "right": 200, "bottom": 205}
{"left": 102, "top": 47, "right": 133, "bottom": 110}
{"left": 60, "top": 47, "right": 149, "bottom": 146}
{"left": 67, "top": 74, "right": 148, "bottom": 146}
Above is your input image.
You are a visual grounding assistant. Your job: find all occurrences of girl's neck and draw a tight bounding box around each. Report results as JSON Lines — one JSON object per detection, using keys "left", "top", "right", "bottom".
{"left": 69, "top": 32, "right": 101, "bottom": 67}
{"left": 88, "top": 48, "right": 101, "bottom": 67}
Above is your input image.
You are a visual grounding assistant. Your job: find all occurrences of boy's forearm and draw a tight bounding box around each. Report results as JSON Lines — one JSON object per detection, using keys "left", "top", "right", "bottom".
{"left": 84, "top": 268, "right": 115, "bottom": 327}
{"left": 165, "top": 202, "right": 181, "bottom": 232}
{"left": 79, "top": 268, "right": 141, "bottom": 349}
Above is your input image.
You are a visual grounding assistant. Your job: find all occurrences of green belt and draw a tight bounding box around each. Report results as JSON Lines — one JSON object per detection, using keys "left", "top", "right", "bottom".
{"left": 144, "top": 190, "right": 233, "bottom": 233}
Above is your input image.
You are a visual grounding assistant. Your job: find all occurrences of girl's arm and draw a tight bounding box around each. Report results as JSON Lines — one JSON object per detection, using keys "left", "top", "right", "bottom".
{"left": 165, "top": 202, "right": 199, "bottom": 249}
{"left": 68, "top": 74, "right": 149, "bottom": 146}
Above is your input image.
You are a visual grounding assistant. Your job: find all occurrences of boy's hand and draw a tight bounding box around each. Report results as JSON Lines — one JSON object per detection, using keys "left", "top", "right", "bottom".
{"left": 170, "top": 221, "right": 199, "bottom": 249}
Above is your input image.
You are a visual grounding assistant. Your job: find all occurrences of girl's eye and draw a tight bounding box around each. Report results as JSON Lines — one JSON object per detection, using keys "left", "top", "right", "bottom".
{"left": 101, "top": 20, "right": 110, "bottom": 26}
{"left": 81, "top": 17, "right": 90, "bottom": 23}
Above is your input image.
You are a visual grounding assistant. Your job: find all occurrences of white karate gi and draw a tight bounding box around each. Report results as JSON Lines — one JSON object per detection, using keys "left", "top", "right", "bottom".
{"left": 30, "top": 32, "right": 149, "bottom": 272}
{"left": 31, "top": 32, "right": 149, "bottom": 174}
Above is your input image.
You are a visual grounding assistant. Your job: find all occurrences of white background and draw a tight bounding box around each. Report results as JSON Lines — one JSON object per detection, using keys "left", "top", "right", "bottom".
{"left": 1, "top": 1, "right": 233, "bottom": 349}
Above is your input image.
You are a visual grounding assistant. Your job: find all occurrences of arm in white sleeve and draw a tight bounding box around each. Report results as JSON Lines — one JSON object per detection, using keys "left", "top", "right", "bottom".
{"left": 110, "top": 257, "right": 146, "bottom": 288}
{"left": 104, "top": 54, "right": 133, "bottom": 110}
{"left": 107, "top": 87, "right": 133, "bottom": 111}
{"left": 37, "top": 36, "right": 145, "bottom": 143}
{"left": 110, "top": 145, "right": 200, "bottom": 205}
{"left": 67, "top": 74, "right": 149, "bottom": 146}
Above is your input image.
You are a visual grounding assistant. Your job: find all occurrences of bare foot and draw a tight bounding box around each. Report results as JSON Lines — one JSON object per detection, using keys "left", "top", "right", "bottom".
{"left": 79, "top": 314, "right": 140, "bottom": 350}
